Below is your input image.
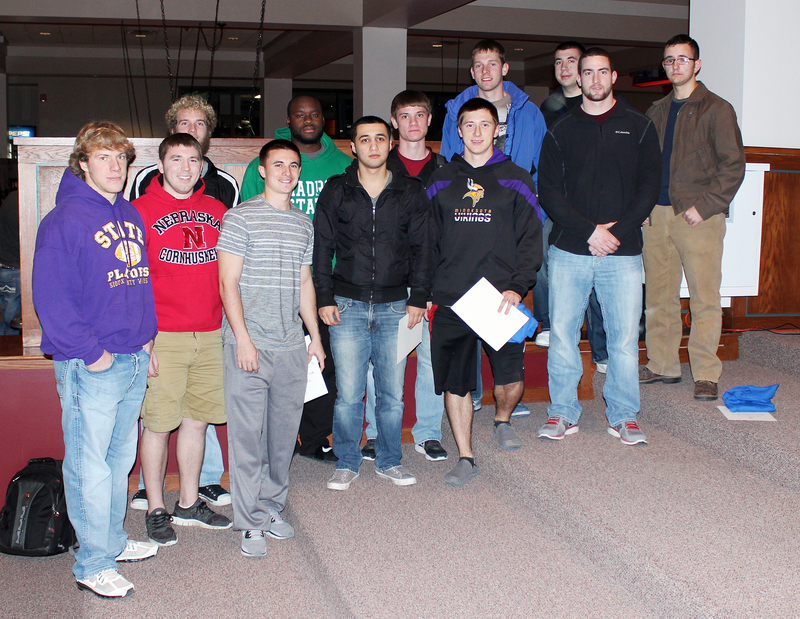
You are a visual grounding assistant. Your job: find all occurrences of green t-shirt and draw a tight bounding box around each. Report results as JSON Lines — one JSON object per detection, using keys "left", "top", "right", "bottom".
{"left": 240, "top": 127, "right": 352, "bottom": 217}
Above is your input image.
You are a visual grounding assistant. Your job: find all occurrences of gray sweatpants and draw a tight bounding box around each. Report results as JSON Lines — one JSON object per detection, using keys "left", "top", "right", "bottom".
{"left": 223, "top": 343, "right": 307, "bottom": 531}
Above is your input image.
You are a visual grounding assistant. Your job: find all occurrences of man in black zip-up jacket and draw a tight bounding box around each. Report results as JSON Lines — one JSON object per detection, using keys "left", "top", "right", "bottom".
{"left": 538, "top": 48, "right": 661, "bottom": 447}
{"left": 313, "top": 116, "right": 433, "bottom": 491}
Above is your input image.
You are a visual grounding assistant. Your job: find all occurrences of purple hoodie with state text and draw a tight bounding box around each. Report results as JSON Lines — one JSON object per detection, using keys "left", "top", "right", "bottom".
{"left": 32, "top": 169, "right": 157, "bottom": 365}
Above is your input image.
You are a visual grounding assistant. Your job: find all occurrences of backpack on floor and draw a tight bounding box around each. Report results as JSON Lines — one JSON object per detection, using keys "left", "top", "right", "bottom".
{"left": 0, "top": 457, "right": 76, "bottom": 556}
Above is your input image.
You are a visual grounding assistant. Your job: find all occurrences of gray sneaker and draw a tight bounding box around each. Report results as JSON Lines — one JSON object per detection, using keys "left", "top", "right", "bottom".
{"left": 145, "top": 508, "right": 177, "bottom": 546}
{"left": 444, "top": 458, "right": 479, "bottom": 487}
{"left": 608, "top": 421, "right": 648, "bottom": 446}
{"left": 171, "top": 499, "right": 232, "bottom": 530}
{"left": 537, "top": 416, "right": 579, "bottom": 441}
{"left": 266, "top": 508, "right": 294, "bottom": 539}
{"left": 327, "top": 468, "right": 359, "bottom": 491}
{"left": 241, "top": 530, "right": 267, "bottom": 557}
{"left": 494, "top": 422, "right": 523, "bottom": 450}
{"left": 376, "top": 465, "right": 417, "bottom": 486}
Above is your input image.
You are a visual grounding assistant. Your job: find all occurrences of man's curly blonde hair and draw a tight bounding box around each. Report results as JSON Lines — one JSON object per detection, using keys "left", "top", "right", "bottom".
{"left": 165, "top": 95, "right": 218, "bottom": 133}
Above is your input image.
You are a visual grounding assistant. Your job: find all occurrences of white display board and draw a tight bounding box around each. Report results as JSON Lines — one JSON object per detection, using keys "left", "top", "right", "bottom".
{"left": 680, "top": 162, "right": 769, "bottom": 304}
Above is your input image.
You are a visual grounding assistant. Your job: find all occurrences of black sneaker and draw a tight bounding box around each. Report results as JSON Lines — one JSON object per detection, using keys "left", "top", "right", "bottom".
{"left": 145, "top": 508, "right": 177, "bottom": 546}
{"left": 414, "top": 439, "right": 448, "bottom": 461}
{"left": 172, "top": 499, "right": 232, "bottom": 530}
{"left": 198, "top": 484, "right": 231, "bottom": 506}
{"left": 130, "top": 489, "right": 148, "bottom": 511}
{"left": 361, "top": 439, "right": 376, "bottom": 461}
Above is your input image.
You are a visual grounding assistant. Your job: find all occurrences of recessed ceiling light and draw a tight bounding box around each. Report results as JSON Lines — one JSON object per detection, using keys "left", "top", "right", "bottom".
{"left": 40, "top": 32, "right": 51, "bottom": 36}
{"left": 135, "top": 34, "right": 147, "bottom": 38}
{"left": 432, "top": 43, "right": 442, "bottom": 48}
{"left": 228, "top": 37, "right": 238, "bottom": 40}
{"left": 514, "top": 48, "right": 523, "bottom": 51}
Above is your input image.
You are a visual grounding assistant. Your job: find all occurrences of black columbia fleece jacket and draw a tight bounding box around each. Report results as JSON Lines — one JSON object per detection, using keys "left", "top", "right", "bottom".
{"left": 538, "top": 100, "right": 662, "bottom": 256}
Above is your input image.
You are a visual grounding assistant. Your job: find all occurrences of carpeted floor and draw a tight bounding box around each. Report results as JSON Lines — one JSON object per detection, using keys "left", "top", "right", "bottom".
{"left": 3, "top": 331, "right": 800, "bottom": 618}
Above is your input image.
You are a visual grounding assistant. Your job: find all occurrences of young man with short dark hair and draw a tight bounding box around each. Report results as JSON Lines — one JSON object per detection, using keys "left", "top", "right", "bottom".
{"left": 540, "top": 40, "right": 608, "bottom": 372}
{"left": 129, "top": 93, "right": 238, "bottom": 511}
{"left": 218, "top": 139, "right": 324, "bottom": 557}
{"left": 538, "top": 48, "right": 661, "bottom": 446}
{"left": 641, "top": 34, "right": 745, "bottom": 401}
{"left": 428, "top": 98, "right": 542, "bottom": 486}
{"left": 314, "top": 116, "right": 433, "bottom": 491}
{"left": 132, "top": 133, "right": 232, "bottom": 547}
{"left": 360, "top": 90, "right": 448, "bottom": 464}
{"left": 33, "top": 121, "right": 159, "bottom": 597}
{"left": 541, "top": 41, "right": 586, "bottom": 127}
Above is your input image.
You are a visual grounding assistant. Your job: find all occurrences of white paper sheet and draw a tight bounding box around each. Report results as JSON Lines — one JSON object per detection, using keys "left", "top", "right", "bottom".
{"left": 304, "top": 335, "right": 328, "bottom": 403}
{"left": 450, "top": 277, "right": 528, "bottom": 351}
{"left": 718, "top": 405, "right": 776, "bottom": 421}
{"left": 396, "top": 313, "right": 423, "bottom": 364}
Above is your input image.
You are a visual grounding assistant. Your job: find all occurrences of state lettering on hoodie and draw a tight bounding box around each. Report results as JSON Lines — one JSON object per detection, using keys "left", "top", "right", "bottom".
{"left": 91, "top": 219, "right": 150, "bottom": 288}
{"left": 292, "top": 179, "right": 326, "bottom": 216}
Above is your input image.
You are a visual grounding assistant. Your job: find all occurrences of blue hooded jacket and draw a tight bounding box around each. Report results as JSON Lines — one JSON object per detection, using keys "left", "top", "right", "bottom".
{"left": 33, "top": 169, "right": 157, "bottom": 365}
{"left": 440, "top": 81, "right": 547, "bottom": 187}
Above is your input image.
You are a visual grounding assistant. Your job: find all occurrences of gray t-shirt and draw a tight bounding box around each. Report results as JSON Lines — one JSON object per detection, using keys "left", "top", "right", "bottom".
{"left": 217, "top": 195, "right": 314, "bottom": 352}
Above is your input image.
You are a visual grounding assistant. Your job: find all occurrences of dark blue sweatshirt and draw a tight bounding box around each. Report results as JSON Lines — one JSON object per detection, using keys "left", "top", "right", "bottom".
{"left": 33, "top": 169, "right": 157, "bottom": 364}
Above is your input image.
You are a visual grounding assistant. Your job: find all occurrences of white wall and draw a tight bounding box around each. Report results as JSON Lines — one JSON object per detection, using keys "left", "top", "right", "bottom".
{"left": 692, "top": 0, "right": 800, "bottom": 148}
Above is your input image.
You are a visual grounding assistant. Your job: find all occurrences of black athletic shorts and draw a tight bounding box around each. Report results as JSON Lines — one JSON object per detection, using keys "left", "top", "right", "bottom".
{"left": 430, "top": 305, "right": 525, "bottom": 397}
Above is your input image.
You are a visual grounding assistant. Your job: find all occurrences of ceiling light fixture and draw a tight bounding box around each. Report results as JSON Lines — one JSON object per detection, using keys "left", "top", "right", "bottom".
{"left": 40, "top": 32, "right": 51, "bottom": 36}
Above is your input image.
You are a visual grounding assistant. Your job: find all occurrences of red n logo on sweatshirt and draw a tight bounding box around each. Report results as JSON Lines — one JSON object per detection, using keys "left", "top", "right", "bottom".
{"left": 182, "top": 226, "right": 207, "bottom": 249}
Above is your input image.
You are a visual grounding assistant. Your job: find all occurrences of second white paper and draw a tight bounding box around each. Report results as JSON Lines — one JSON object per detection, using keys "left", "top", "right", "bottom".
{"left": 451, "top": 277, "right": 528, "bottom": 351}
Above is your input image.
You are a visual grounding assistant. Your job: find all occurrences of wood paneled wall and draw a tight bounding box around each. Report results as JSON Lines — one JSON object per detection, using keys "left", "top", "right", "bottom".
{"left": 726, "top": 148, "right": 800, "bottom": 329}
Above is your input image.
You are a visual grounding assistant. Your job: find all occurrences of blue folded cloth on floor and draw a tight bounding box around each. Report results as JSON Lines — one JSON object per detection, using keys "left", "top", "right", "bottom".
{"left": 722, "top": 384, "right": 779, "bottom": 412}
{"left": 508, "top": 306, "right": 539, "bottom": 344}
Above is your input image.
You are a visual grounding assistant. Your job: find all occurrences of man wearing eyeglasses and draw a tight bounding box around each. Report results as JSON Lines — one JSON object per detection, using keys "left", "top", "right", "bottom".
{"left": 641, "top": 34, "right": 745, "bottom": 401}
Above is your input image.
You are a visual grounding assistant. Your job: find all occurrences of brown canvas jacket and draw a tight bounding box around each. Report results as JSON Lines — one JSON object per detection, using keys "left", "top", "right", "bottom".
{"left": 646, "top": 81, "right": 745, "bottom": 220}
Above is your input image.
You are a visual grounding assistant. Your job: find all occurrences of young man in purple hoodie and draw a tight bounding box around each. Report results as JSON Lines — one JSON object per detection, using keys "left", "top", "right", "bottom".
{"left": 32, "top": 121, "right": 160, "bottom": 598}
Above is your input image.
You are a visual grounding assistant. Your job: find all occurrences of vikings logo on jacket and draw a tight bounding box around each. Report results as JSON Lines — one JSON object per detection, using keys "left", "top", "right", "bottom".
{"left": 463, "top": 178, "right": 485, "bottom": 208}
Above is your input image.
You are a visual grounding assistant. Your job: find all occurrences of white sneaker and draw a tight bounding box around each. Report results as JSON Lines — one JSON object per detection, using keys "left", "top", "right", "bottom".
{"left": 376, "top": 465, "right": 417, "bottom": 486}
{"left": 534, "top": 330, "right": 550, "bottom": 347}
{"left": 115, "top": 539, "right": 158, "bottom": 562}
{"left": 77, "top": 569, "right": 134, "bottom": 598}
{"left": 595, "top": 362, "right": 608, "bottom": 374}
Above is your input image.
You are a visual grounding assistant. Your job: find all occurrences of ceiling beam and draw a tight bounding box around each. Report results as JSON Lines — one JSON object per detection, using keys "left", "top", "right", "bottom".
{"left": 362, "top": 0, "right": 473, "bottom": 28}
{"left": 262, "top": 30, "right": 353, "bottom": 79}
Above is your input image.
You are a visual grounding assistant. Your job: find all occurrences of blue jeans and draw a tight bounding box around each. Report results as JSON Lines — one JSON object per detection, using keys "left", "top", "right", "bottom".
{"left": 0, "top": 267, "right": 21, "bottom": 335}
{"left": 137, "top": 424, "right": 224, "bottom": 490}
{"left": 330, "top": 297, "right": 407, "bottom": 473}
{"left": 365, "top": 316, "right": 444, "bottom": 444}
{"left": 586, "top": 290, "right": 608, "bottom": 364}
{"left": 55, "top": 349, "right": 149, "bottom": 580}
{"left": 547, "top": 247, "right": 642, "bottom": 428}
